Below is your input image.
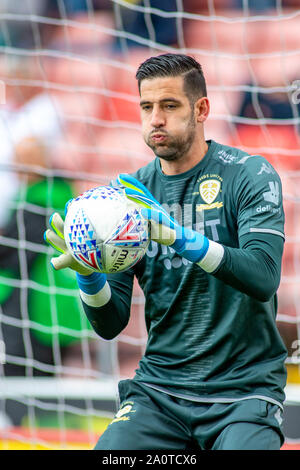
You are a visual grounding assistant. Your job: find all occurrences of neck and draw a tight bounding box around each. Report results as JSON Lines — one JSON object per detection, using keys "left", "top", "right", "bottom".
{"left": 159, "top": 137, "right": 208, "bottom": 176}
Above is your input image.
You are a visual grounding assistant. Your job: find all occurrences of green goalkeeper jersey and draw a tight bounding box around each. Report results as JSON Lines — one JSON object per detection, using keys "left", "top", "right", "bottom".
{"left": 82, "top": 140, "right": 287, "bottom": 407}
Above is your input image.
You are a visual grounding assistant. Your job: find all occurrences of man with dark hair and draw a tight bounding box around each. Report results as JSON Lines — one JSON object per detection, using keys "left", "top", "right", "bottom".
{"left": 135, "top": 53, "right": 207, "bottom": 99}
{"left": 45, "top": 53, "right": 287, "bottom": 450}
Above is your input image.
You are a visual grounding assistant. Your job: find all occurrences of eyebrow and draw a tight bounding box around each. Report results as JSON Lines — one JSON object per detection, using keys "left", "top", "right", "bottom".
{"left": 140, "top": 98, "right": 182, "bottom": 107}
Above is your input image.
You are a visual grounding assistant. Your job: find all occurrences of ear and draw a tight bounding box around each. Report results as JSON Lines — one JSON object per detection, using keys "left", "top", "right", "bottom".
{"left": 194, "top": 97, "right": 210, "bottom": 123}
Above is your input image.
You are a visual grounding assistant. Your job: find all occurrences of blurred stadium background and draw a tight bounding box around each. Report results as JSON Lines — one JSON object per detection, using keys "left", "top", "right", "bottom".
{"left": 0, "top": 0, "right": 299, "bottom": 450}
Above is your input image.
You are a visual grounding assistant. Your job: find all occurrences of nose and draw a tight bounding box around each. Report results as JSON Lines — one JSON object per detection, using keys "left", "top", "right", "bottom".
{"left": 150, "top": 105, "right": 165, "bottom": 128}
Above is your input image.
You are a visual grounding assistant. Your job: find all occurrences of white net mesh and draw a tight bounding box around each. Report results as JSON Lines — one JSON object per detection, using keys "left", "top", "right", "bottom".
{"left": 0, "top": 0, "right": 299, "bottom": 449}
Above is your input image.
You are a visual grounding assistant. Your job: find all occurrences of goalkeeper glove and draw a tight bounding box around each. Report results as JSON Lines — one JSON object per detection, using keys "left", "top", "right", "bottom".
{"left": 44, "top": 211, "right": 93, "bottom": 275}
{"left": 117, "top": 173, "right": 210, "bottom": 264}
{"left": 44, "top": 210, "right": 108, "bottom": 302}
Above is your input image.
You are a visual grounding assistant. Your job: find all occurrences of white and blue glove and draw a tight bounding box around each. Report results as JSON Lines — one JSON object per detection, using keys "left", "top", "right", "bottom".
{"left": 117, "top": 174, "right": 216, "bottom": 266}
{"left": 44, "top": 211, "right": 93, "bottom": 275}
{"left": 44, "top": 205, "right": 110, "bottom": 307}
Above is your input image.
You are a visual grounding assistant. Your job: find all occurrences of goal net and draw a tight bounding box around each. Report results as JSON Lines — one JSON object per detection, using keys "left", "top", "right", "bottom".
{"left": 0, "top": 0, "right": 299, "bottom": 450}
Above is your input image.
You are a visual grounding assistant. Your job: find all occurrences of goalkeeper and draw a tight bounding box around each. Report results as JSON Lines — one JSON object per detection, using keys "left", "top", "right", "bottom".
{"left": 45, "top": 54, "right": 287, "bottom": 450}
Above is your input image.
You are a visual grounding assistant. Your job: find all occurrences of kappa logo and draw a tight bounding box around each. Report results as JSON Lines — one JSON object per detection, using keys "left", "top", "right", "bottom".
{"left": 257, "top": 162, "right": 275, "bottom": 176}
{"left": 199, "top": 179, "right": 221, "bottom": 205}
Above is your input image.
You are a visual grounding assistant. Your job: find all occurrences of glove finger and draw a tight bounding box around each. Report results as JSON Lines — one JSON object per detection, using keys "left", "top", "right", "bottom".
{"left": 118, "top": 174, "right": 161, "bottom": 206}
{"left": 141, "top": 207, "right": 175, "bottom": 228}
{"left": 49, "top": 212, "right": 65, "bottom": 239}
{"left": 51, "top": 247, "right": 93, "bottom": 275}
{"left": 50, "top": 252, "right": 73, "bottom": 270}
{"left": 117, "top": 173, "right": 146, "bottom": 194}
{"left": 140, "top": 207, "right": 151, "bottom": 220}
{"left": 141, "top": 208, "right": 177, "bottom": 245}
{"left": 149, "top": 220, "right": 177, "bottom": 246}
{"left": 124, "top": 190, "right": 153, "bottom": 209}
{"left": 44, "top": 228, "right": 66, "bottom": 254}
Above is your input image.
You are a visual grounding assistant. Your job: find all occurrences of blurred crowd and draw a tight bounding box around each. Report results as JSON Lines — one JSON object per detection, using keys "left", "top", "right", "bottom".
{"left": 0, "top": 0, "right": 299, "bottom": 382}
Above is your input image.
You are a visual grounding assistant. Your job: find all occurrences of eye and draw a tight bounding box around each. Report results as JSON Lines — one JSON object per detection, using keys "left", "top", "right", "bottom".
{"left": 141, "top": 104, "right": 152, "bottom": 112}
{"left": 165, "top": 103, "right": 177, "bottom": 110}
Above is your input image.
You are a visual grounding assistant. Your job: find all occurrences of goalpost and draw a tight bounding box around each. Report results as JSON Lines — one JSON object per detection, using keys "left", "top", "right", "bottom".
{"left": 0, "top": 0, "right": 299, "bottom": 450}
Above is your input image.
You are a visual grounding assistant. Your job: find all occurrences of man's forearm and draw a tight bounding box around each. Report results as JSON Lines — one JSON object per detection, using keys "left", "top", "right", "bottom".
{"left": 210, "top": 233, "right": 283, "bottom": 302}
{"left": 77, "top": 271, "right": 133, "bottom": 340}
{"left": 81, "top": 294, "right": 130, "bottom": 340}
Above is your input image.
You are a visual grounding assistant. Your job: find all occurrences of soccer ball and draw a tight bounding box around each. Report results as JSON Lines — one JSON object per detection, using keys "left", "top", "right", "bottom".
{"left": 64, "top": 185, "right": 150, "bottom": 274}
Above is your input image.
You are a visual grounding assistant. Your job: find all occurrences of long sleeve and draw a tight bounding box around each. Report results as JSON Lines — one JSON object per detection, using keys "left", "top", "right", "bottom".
{"left": 210, "top": 153, "right": 285, "bottom": 302}
{"left": 212, "top": 232, "right": 283, "bottom": 302}
{"left": 80, "top": 268, "right": 134, "bottom": 340}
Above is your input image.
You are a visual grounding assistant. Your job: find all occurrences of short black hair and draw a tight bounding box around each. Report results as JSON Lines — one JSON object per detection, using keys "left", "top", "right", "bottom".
{"left": 136, "top": 53, "right": 207, "bottom": 104}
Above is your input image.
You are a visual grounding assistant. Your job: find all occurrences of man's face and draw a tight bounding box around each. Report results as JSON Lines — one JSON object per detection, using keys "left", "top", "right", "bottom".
{"left": 139, "top": 76, "right": 196, "bottom": 161}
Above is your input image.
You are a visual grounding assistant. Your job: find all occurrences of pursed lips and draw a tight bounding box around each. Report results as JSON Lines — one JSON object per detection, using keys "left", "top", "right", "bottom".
{"left": 150, "top": 132, "right": 168, "bottom": 143}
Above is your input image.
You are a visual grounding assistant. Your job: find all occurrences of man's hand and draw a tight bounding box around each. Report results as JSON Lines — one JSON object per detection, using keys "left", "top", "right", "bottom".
{"left": 117, "top": 173, "right": 209, "bottom": 263}
{"left": 117, "top": 173, "right": 181, "bottom": 247}
{"left": 44, "top": 212, "right": 93, "bottom": 275}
